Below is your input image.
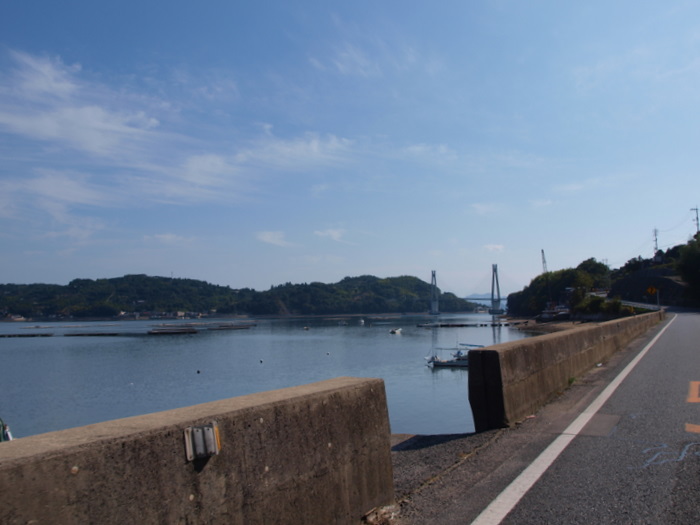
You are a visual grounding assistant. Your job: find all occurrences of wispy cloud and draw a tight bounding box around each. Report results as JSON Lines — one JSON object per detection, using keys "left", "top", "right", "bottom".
{"left": 471, "top": 202, "right": 501, "bottom": 215}
{"left": 402, "top": 143, "right": 457, "bottom": 164}
{"left": 530, "top": 199, "right": 552, "bottom": 208}
{"left": 257, "top": 231, "right": 294, "bottom": 247}
{"left": 314, "top": 228, "right": 349, "bottom": 243}
{"left": 234, "top": 131, "right": 354, "bottom": 172}
{"left": 179, "top": 154, "right": 237, "bottom": 187}
{"left": 0, "top": 48, "right": 366, "bottom": 239}
{"left": 7, "top": 50, "right": 81, "bottom": 99}
{"left": 169, "top": 66, "right": 239, "bottom": 102}
{"left": 309, "top": 16, "right": 428, "bottom": 80}
{"left": 331, "top": 43, "right": 382, "bottom": 77}
{"left": 144, "top": 233, "right": 194, "bottom": 245}
{"left": 24, "top": 169, "right": 113, "bottom": 207}
{"left": 0, "top": 52, "right": 160, "bottom": 158}
{"left": 484, "top": 244, "right": 504, "bottom": 253}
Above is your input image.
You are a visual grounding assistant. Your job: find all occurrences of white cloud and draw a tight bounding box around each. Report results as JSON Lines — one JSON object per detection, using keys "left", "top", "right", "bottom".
{"left": 484, "top": 244, "right": 504, "bottom": 253}
{"left": 471, "top": 202, "right": 500, "bottom": 215}
{"left": 39, "top": 204, "right": 105, "bottom": 241}
{"left": 170, "top": 67, "right": 239, "bottom": 101}
{"left": 180, "top": 154, "right": 236, "bottom": 187}
{"left": 310, "top": 183, "right": 331, "bottom": 197}
{"left": 144, "top": 233, "right": 194, "bottom": 245}
{"left": 402, "top": 143, "right": 457, "bottom": 163}
{"left": 24, "top": 170, "right": 110, "bottom": 206}
{"left": 257, "top": 231, "right": 294, "bottom": 247}
{"left": 0, "top": 52, "right": 160, "bottom": 158}
{"left": 332, "top": 43, "right": 381, "bottom": 77}
{"left": 0, "top": 49, "right": 360, "bottom": 217}
{"left": 308, "top": 57, "right": 326, "bottom": 71}
{"left": 235, "top": 132, "right": 353, "bottom": 172}
{"left": 314, "top": 228, "right": 348, "bottom": 242}
{"left": 8, "top": 50, "right": 81, "bottom": 99}
{"left": 530, "top": 199, "right": 552, "bottom": 208}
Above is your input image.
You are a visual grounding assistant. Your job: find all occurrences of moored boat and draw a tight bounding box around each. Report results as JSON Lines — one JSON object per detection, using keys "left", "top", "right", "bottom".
{"left": 425, "top": 348, "right": 469, "bottom": 368}
{"left": 1, "top": 418, "right": 12, "bottom": 442}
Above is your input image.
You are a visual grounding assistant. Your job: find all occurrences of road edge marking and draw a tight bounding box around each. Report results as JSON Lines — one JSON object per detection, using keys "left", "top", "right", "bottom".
{"left": 471, "top": 314, "right": 677, "bottom": 525}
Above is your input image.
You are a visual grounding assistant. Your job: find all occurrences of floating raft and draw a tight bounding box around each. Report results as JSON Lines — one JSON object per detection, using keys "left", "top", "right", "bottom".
{"left": 207, "top": 323, "right": 255, "bottom": 331}
{"left": 148, "top": 327, "right": 198, "bottom": 335}
{"left": 64, "top": 332, "right": 121, "bottom": 337}
{"left": 417, "top": 321, "right": 524, "bottom": 328}
{"left": 0, "top": 333, "right": 53, "bottom": 338}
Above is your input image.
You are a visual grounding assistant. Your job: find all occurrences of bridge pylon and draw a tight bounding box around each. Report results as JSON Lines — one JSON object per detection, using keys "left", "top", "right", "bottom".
{"left": 489, "top": 264, "right": 505, "bottom": 315}
{"left": 429, "top": 270, "right": 439, "bottom": 315}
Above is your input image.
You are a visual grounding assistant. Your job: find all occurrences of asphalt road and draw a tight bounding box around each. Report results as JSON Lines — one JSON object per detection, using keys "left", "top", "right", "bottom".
{"left": 392, "top": 311, "right": 700, "bottom": 524}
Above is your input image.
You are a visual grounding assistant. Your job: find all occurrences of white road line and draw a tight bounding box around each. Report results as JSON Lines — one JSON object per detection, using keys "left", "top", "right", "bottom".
{"left": 471, "top": 314, "right": 677, "bottom": 525}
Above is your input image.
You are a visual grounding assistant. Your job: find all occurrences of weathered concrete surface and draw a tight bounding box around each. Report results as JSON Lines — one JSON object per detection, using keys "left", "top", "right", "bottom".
{"left": 469, "top": 311, "right": 665, "bottom": 431}
{"left": 0, "top": 377, "right": 394, "bottom": 524}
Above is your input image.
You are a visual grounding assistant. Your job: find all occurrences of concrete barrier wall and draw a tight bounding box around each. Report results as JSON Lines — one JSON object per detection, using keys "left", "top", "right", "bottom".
{"left": 0, "top": 377, "right": 394, "bottom": 524}
{"left": 469, "top": 311, "right": 665, "bottom": 432}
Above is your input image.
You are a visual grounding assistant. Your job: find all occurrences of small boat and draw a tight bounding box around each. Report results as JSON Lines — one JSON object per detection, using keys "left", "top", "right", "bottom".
{"left": 1, "top": 418, "right": 12, "bottom": 442}
{"left": 390, "top": 328, "right": 402, "bottom": 334}
{"left": 425, "top": 349, "right": 469, "bottom": 368}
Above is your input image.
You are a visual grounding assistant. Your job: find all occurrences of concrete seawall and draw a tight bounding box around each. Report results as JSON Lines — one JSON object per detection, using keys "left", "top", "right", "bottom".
{"left": 0, "top": 377, "right": 394, "bottom": 524}
{"left": 469, "top": 311, "right": 666, "bottom": 431}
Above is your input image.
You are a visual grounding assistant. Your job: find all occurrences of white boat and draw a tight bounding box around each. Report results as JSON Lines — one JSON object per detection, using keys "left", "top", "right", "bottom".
{"left": 1, "top": 418, "right": 12, "bottom": 442}
{"left": 390, "top": 328, "right": 402, "bottom": 334}
{"left": 425, "top": 349, "right": 469, "bottom": 368}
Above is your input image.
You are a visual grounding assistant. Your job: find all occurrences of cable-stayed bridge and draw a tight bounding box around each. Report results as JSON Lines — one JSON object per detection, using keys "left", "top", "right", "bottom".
{"left": 433, "top": 264, "right": 506, "bottom": 315}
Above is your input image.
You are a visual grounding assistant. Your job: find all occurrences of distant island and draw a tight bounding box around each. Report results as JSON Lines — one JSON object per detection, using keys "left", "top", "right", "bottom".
{"left": 3, "top": 234, "right": 700, "bottom": 321}
{"left": 0, "top": 274, "right": 479, "bottom": 320}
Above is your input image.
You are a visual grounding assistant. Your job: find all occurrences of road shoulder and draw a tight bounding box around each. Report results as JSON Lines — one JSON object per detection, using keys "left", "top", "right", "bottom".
{"left": 389, "top": 317, "right": 672, "bottom": 524}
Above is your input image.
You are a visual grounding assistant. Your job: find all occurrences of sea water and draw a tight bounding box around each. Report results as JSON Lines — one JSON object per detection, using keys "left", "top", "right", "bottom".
{"left": 0, "top": 313, "right": 532, "bottom": 438}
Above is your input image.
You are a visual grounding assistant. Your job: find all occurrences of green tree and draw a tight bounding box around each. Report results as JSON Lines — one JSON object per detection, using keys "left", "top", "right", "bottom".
{"left": 677, "top": 235, "right": 700, "bottom": 303}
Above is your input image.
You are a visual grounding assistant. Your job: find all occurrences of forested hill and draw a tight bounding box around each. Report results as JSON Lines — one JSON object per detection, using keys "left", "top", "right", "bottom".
{"left": 0, "top": 274, "right": 477, "bottom": 319}
{"left": 506, "top": 233, "right": 700, "bottom": 317}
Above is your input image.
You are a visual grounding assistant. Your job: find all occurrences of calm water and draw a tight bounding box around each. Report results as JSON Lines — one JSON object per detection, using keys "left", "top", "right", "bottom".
{"left": 0, "top": 313, "right": 532, "bottom": 438}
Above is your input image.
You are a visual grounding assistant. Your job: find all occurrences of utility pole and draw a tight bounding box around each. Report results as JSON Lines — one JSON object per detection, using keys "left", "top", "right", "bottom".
{"left": 653, "top": 228, "right": 659, "bottom": 256}
{"left": 692, "top": 207, "right": 699, "bottom": 235}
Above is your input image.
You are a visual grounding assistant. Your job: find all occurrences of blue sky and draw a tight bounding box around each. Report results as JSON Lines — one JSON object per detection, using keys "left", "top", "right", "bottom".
{"left": 1, "top": 1, "right": 699, "bottom": 296}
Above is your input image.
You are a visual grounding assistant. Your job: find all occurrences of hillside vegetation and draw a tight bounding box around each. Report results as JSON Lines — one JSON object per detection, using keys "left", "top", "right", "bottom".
{"left": 0, "top": 274, "right": 477, "bottom": 319}
{"left": 507, "top": 234, "right": 700, "bottom": 318}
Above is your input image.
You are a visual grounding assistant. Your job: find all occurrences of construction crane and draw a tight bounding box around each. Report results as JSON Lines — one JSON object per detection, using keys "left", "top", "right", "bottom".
{"left": 541, "top": 249, "right": 548, "bottom": 274}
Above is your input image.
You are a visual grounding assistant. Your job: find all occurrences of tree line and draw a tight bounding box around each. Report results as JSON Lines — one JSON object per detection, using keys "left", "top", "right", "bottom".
{"left": 0, "top": 274, "right": 478, "bottom": 319}
{"left": 507, "top": 234, "right": 700, "bottom": 317}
